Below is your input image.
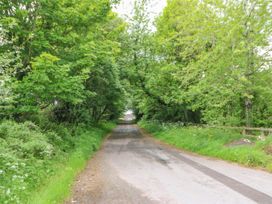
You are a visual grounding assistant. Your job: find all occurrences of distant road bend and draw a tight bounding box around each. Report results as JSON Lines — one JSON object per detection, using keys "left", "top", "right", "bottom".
{"left": 67, "top": 124, "right": 272, "bottom": 204}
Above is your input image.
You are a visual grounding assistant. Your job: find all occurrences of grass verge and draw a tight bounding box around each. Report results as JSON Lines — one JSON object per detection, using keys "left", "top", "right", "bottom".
{"left": 139, "top": 120, "right": 272, "bottom": 172}
{"left": 29, "top": 122, "right": 115, "bottom": 204}
{"left": 0, "top": 120, "right": 115, "bottom": 204}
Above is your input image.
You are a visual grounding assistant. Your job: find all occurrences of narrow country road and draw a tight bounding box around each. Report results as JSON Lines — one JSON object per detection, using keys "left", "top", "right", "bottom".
{"left": 67, "top": 124, "right": 272, "bottom": 204}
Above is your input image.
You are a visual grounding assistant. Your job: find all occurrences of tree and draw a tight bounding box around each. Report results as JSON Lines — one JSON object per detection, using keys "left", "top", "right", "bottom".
{"left": 0, "top": 0, "right": 126, "bottom": 123}
{"left": 15, "top": 53, "right": 86, "bottom": 113}
{"left": 118, "top": 0, "right": 169, "bottom": 120}
{"left": 0, "top": 27, "right": 22, "bottom": 119}
{"left": 132, "top": 0, "right": 272, "bottom": 126}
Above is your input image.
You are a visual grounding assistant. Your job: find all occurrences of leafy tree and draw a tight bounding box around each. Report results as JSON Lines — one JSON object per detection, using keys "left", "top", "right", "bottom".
{"left": 118, "top": 0, "right": 169, "bottom": 120}
{"left": 0, "top": 28, "right": 22, "bottom": 119}
{"left": 130, "top": 0, "right": 272, "bottom": 126}
{"left": 15, "top": 53, "right": 86, "bottom": 114}
{"left": 1, "top": 0, "right": 126, "bottom": 123}
{"left": 1, "top": 0, "right": 271, "bottom": 127}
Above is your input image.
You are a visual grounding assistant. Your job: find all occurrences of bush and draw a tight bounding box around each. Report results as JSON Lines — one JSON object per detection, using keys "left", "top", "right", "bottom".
{"left": 0, "top": 120, "right": 114, "bottom": 204}
{"left": 0, "top": 121, "right": 55, "bottom": 159}
{"left": 0, "top": 121, "right": 56, "bottom": 203}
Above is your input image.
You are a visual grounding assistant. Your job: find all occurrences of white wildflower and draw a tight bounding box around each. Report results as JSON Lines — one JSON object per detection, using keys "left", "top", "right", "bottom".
{"left": 10, "top": 165, "right": 16, "bottom": 170}
{"left": 6, "top": 188, "right": 10, "bottom": 195}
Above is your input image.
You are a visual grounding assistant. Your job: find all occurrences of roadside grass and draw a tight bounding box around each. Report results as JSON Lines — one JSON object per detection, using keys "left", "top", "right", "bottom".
{"left": 29, "top": 123, "right": 115, "bottom": 204}
{"left": 0, "top": 120, "right": 115, "bottom": 204}
{"left": 139, "top": 120, "right": 272, "bottom": 172}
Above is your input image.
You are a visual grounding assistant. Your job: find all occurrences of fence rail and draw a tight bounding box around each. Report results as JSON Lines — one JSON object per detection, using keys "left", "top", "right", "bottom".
{"left": 160, "top": 122, "right": 272, "bottom": 136}
{"left": 206, "top": 125, "right": 272, "bottom": 136}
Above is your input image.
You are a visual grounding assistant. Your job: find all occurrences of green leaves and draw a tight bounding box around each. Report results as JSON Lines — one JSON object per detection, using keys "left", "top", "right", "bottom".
{"left": 0, "top": 0, "right": 127, "bottom": 122}
{"left": 1, "top": 0, "right": 271, "bottom": 126}
{"left": 127, "top": 0, "right": 272, "bottom": 126}
{"left": 16, "top": 53, "right": 85, "bottom": 112}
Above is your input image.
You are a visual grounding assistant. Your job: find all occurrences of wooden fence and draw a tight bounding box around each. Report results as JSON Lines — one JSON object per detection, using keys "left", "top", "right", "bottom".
{"left": 207, "top": 125, "right": 272, "bottom": 136}
{"left": 162, "top": 122, "right": 272, "bottom": 137}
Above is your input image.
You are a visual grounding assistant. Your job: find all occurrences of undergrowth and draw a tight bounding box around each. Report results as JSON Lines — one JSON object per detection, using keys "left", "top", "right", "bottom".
{"left": 0, "top": 120, "right": 115, "bottom": 204}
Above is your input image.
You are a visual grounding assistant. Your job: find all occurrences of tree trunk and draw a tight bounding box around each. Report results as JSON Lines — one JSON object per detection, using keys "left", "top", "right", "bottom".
{"left": 245, "top": 98, "right": 252, "bottom": 127}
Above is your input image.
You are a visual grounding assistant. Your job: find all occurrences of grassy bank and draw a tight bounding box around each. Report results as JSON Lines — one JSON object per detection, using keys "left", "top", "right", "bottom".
{"left": 0, "top": 120, "right": 115, "bottom": 204}
{"left": 139, "top": 120, "right": 272, "bottom": 172}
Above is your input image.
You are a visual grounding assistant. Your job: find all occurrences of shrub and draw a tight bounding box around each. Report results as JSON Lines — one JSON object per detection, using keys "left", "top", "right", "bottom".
{"left": 0, "top": 121, "right": 57, "bottom": 203}
{"left": 0, "top": 120, "right": 114, "bottom": 203}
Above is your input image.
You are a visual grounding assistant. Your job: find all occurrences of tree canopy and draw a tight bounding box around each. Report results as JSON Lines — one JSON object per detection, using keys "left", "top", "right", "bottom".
{"left": 1, "top": 0, "right": 126, "bottom": 123}
{"left": 0, "top": 0, "right": 271, "bottom": 127}
{"left": 125, "top": 0, "right": 272, "bottom": 127}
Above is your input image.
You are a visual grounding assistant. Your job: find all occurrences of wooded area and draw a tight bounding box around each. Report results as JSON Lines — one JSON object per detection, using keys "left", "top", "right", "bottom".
{"left": 1, "top": 0, "right": 272, "bottom": 126}
{"left": 127, "top": 0, "right": 272, "bottom": 127}
{"left": 1, "top": 0, "right": 126, "bottom": 123}
{"left": 0, "top": 0, "right": 271, "bottom": 203}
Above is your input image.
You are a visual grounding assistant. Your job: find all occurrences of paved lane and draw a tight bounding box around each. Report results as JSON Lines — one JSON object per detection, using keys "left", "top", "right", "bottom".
{"left": 67, "top": 125, "right": 272, "bottom": 204}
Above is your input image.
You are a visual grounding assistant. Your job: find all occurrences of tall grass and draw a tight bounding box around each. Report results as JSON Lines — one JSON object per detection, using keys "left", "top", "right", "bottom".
{"left": 139, "top": 120, "right": 272, "bottom": 172}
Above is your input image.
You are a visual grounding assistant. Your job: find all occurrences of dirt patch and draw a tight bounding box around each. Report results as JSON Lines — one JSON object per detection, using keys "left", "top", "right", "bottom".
{"left": 226, "top": 139, "right": 253, "bottom": 147}
{"left": 65, "top": 151, "right": 104, "bottom": 204}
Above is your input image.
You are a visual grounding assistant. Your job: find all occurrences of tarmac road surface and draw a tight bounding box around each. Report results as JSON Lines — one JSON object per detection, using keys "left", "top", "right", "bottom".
{"left": 67, "top": 124, "right": 272, "bottom": 204}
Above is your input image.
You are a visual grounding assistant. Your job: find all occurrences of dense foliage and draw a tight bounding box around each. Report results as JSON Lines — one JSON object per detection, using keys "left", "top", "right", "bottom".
{"left": 0, "top": 0, "right": 123, "bottom": 203}
{"left": 0, "top": 0, "right": 272, "bottom": 202}
{"left": 0, "top": 120, "right": 114, "bottom": 203}
{"left": 127, "top": 0, "right": 272, "bottom": 127}
{"left": 0, "top": 0, "right": 126, "bottom": 122}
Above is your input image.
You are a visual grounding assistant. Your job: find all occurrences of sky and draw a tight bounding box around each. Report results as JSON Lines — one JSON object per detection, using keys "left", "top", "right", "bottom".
{"left": 113, "top": 0, "right": 167, "bottom": 21}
